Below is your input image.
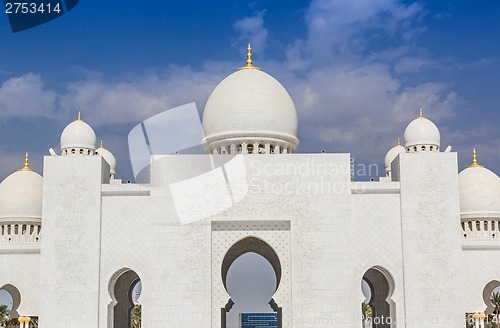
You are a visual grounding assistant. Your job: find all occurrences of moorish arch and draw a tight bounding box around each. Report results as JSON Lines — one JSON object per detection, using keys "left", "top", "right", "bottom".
{"left": 362, "top": 266, "right": 396, "bottom": 328}
{"left": 483, "top": 280, "right": 500, "bottom": 315}
{"left": 108, "top": 268, "right": 141, "bottom": 328}
{"left": 0, "top": 284, "right": 21, "bottom": 318}
{"left": 221, "top": 236, "right": 282, "bottom": 328}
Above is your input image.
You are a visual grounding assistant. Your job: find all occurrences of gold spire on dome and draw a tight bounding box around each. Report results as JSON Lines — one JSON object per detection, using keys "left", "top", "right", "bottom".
{"left": 419, "top": 108, "right": 423, "bottom": 118}
{"left": 100, "top": 140, "right": 103, "bottom": 148}
{"left": 397, "top": 137, "right": 401, "bottom": 146}
{"left": 237, "top": 43, "right": 262, "bottom": 71}
{"left": 468, "top": 148, "right": 483, "bottom": 168}
{"left": 77, "top": 111, "right": 81, "bottom": 121}
{"left": 19, "top": 152, "right": 32, "bottom": 171}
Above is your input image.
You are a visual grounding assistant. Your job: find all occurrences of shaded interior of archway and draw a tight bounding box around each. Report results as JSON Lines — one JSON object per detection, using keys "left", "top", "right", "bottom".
{"left": 113, "top": 270, "right": 140, "bottom": 328}
{"left": 221, "top": 237, "right": 282, "bottom": 328}
{"left": 363, "top": 268, "right": 392, "bottom": 328}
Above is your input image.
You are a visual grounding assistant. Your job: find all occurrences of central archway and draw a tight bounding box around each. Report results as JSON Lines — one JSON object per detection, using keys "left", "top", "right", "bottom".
{"left": 221, "top": 236, "right": 282, "bottom": 328}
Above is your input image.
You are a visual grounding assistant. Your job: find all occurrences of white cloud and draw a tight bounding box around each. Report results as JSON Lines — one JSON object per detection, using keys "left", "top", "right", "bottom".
{"left": 234, "top": 11, "right": 268, "bottom": 52}
{"left": 393, "top": 56, "right": 436, "bottom": 74}
{"left": 59, "top": 66, "right": 227, "bottom": 126}
{"left": 304, "top": 0, "right": 424, "bottom": 60}
{"left": 279, "top": 62, "right": 458, "bottom": 163}
{"left": 0, "top": 73, "right": 56, "bottom": 120}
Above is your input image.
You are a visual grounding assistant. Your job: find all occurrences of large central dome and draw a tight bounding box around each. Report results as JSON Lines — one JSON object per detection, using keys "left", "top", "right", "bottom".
{"left": 202, "top": 45, "right": 298, "bottom": 155}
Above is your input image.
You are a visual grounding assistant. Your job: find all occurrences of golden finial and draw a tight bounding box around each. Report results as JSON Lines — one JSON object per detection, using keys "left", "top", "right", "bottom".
{"left": 397, "top": 137, "right": 401, "bottom": 146}
{"left": 19, "top": 152, "right": 32, "bottom": 171}
{"left": 237, "top": 43, "right": 262, "bottom": 71}
{"left": 100, "top": 140, "right": 103, "bottom": 148}
{"left": 419, "top": 108, "right": 423, "bottom": 118}
{"left": 468, "top": 148, "right": 483, "bottom": 168}
{"left": 77, "top": 111, "right": 81, "bottom": 121}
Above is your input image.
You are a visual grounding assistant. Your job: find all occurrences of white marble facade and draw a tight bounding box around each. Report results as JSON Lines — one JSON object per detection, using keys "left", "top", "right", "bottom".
{"left": 1, "top": 50, "right": 499, "bottom": 328}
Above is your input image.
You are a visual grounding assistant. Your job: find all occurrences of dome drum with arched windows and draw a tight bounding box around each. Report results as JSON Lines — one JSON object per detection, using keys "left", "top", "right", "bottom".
{"left": 202, "top": 44, "right": 299, "bottom": 155}
{"left": 60, "top": 112, "right": 97, "bottom": 156}
{"left": 403, "top": 109, "right": 440, "bottom": 153}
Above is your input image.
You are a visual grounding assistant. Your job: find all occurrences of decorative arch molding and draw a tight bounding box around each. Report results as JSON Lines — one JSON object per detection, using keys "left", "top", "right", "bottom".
{"left": 107, "top": 268, "right": 141, "bottom": 328}
{"left": 221, "top": 236, "right": 282, "bottom": 291}
{"left": 362, "top": 266, "right": 396, "bottom": 328}
{"left": 220, "top": 236, "right": 282, "bottom": 328}
{"left": 483, "top": 280, "right": 500, "bottom": 315}
{"left": 0, "top": 284, "right": 21, "bottom": 318}
{"left": 211, "top": 221, "right": 291, "bottom": 328}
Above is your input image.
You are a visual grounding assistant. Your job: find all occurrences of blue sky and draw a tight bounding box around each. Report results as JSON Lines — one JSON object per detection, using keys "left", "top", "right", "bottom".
{"left": 0, "top": 0, "right": 499, "bottom": 180}
{"left": 0, "top": 0, "right": 500, "bottom": 324}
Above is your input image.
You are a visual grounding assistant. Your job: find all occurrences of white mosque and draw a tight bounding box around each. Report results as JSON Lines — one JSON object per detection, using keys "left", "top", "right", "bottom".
{"left": 0, "top": 46, "right": 499, "bottom": 328}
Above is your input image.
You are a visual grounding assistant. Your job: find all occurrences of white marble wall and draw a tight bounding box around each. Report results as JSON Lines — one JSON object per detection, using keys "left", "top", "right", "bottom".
{"left": 396, "top": 152, "right": 464, "bottom": 327}
{"left": 18, "top": 150, "right": 497, "bottom": 328}
{"left": 0, "top": 252, "right": 40, "bottom": 317}
{"left": 39, "top": 156, "right": 108, "bottom": 328}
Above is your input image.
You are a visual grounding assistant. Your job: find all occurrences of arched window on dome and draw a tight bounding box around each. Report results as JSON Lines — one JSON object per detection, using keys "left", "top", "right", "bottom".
{"left": 80, "top": 149, "right": 84, "bottom": 155}
{"left": 413, "top": 146, "right": 417, "bottom": 152}
{"left": 71, "top": 149, "right": 76, "bottom": 154}
{"left": 430, "top": 146, "right": 434, "bottom": 152}
{"left": 270, "top": 145, "right": 275, "bottom": 154}
{"left": 258, "top": 144, "right": 265, "bottom": 154}
{"left": 421, "top": 146, "right": 426, "bottom": 152}
{"left": 247, "top": 144, "right": 254, "bottom": 154}
{"left": 236, "top": 144, "right": 243, "bottom": 154}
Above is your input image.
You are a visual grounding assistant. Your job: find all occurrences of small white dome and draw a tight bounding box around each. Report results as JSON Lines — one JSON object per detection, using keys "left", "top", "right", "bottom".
{"left": 0, "top": 158, "right": 43, "bottom": 220}
{"left": 95, "top": 142, "right": 117, "bottom": 176}
{"left": 202, "top": 46, "right": 298, "bottom": 154}
{"left": 403, "top": 110, "right": 440, "bottom": 152}
{"left": 384, "top": 140, "right": 405, "bottom": 173}
{"left": 459, "top": 151, "right": 500, "bottom": 219}
{"left": 60, "top": 113, "right": 96, "bottom": 152}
